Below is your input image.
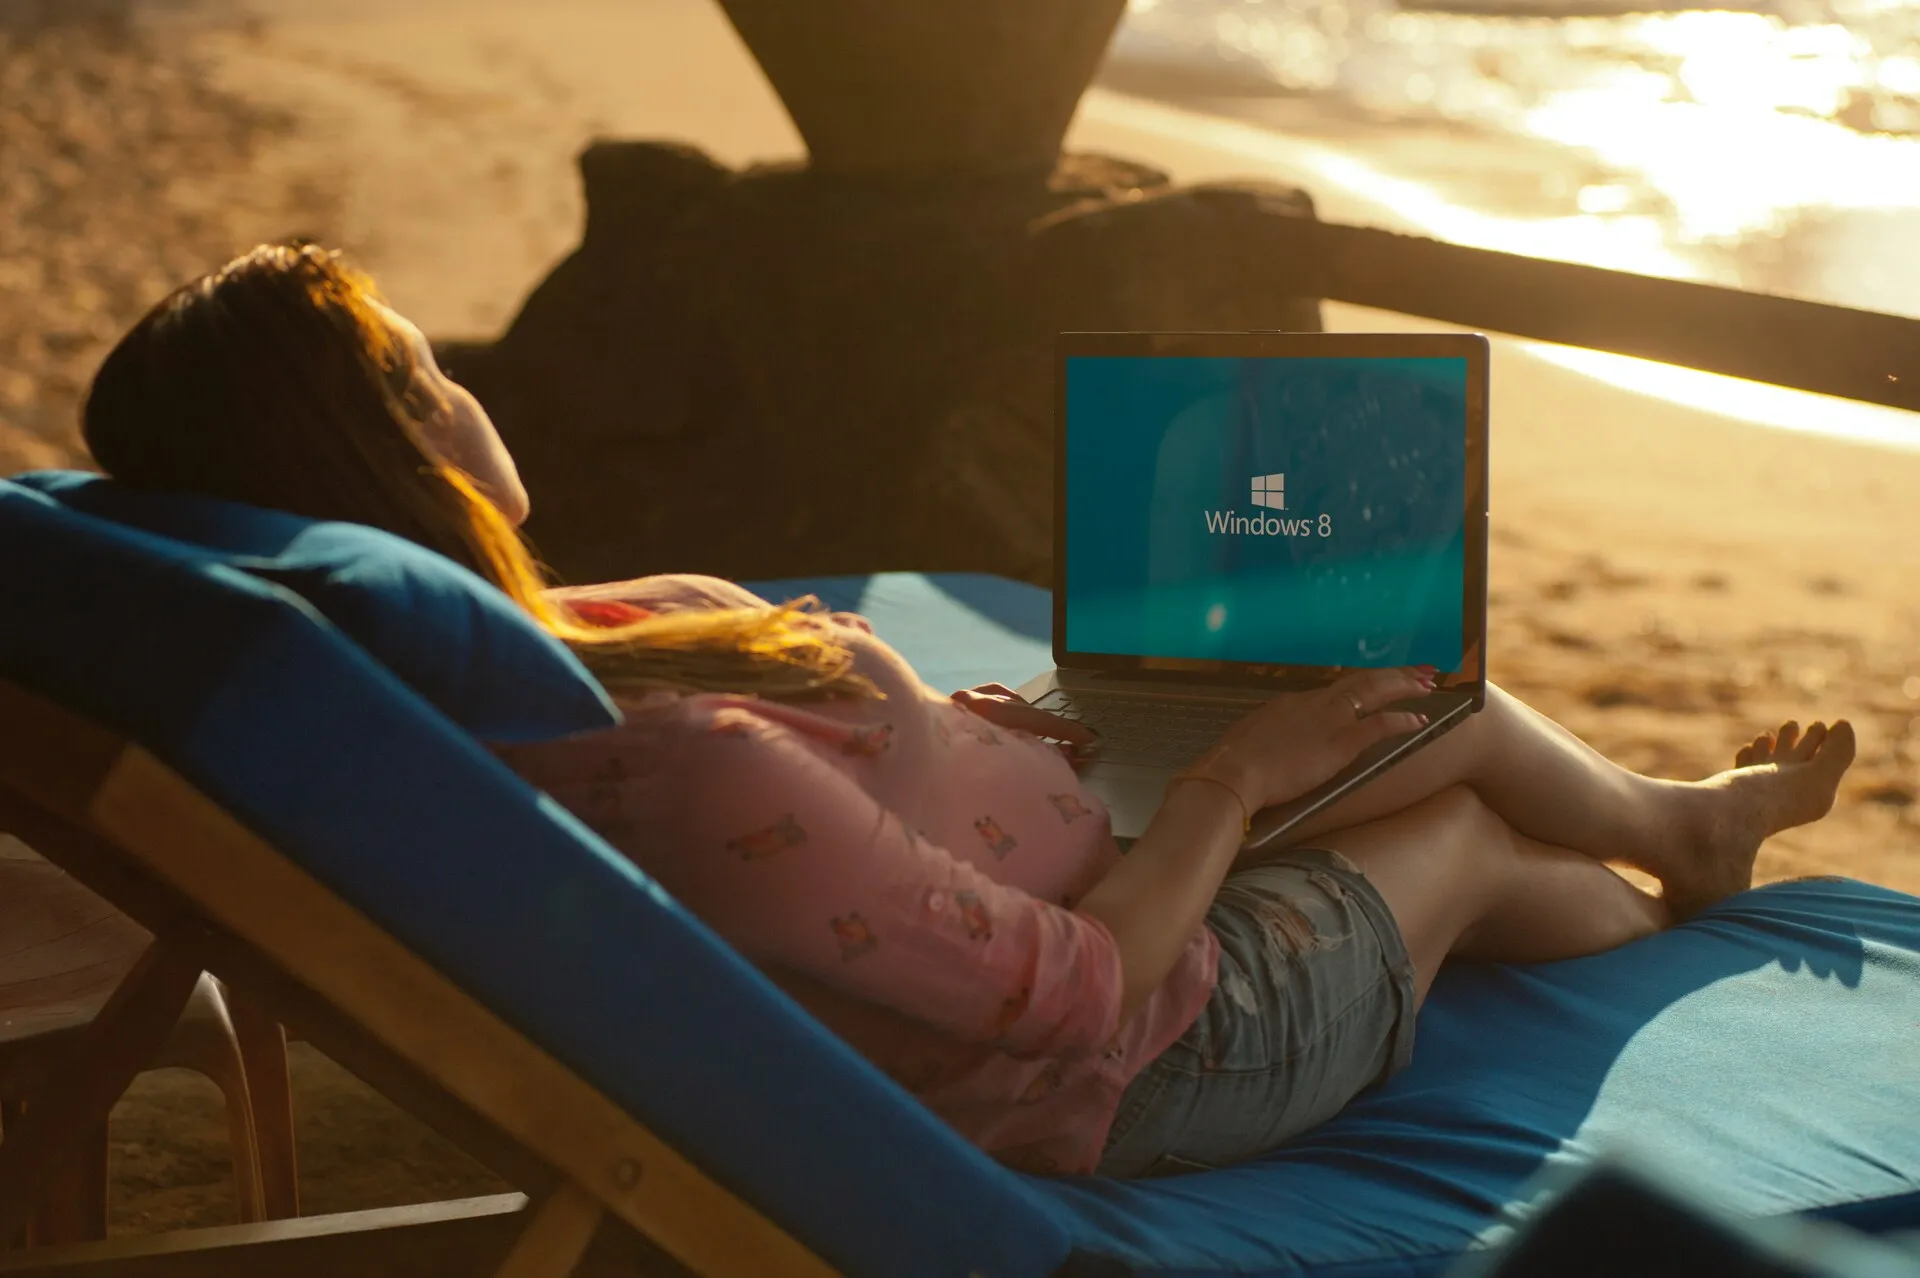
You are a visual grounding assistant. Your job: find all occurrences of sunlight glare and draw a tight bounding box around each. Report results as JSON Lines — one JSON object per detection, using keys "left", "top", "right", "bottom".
{"left": 1523, "top": 343, "right": 1920, "bottom": 452}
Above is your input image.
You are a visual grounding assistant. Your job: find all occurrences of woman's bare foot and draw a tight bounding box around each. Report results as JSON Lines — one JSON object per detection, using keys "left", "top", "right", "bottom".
{"left": 1663, "top": 720, "right": 1857, "bottom": 919}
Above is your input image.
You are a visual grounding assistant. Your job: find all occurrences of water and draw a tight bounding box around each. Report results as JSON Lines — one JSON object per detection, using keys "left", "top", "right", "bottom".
{"left": 1102, "top": 0, "right": 1920, "bottom": 450}
{"left": 1107, "top": 0, "right": 1920, "bottom": 320}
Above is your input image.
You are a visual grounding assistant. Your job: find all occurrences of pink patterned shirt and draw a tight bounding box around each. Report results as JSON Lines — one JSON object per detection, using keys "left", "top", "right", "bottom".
{"left": 498, "top": 575, "right": 1219, "bottom": 1175}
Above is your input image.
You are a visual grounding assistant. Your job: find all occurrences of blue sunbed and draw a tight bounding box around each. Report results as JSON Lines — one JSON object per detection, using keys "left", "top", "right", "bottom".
{"left": 0, "top": 472, "right": 1915, "bottom": 1277}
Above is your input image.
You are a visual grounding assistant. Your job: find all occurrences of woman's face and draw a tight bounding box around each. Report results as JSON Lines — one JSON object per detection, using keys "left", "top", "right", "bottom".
{"left": 376, "top": 303, "right": 530, "bottom": 528}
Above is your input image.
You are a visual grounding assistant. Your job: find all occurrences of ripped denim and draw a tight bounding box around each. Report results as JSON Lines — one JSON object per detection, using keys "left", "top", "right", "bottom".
{"left": 1096, "top": 847, "right": 1419, "bottom": 1178}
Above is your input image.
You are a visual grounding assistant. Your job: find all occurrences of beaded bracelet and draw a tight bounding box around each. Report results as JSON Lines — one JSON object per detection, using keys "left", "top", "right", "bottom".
{"left": 1168, "top": 772, "right": 1252, "bottom": 835}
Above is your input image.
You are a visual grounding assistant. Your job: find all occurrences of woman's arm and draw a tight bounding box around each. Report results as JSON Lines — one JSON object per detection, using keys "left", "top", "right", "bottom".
{"left": 632, "top": 667, "right": 1430, "bottom": 1047}
{"left": 1072, "top": 665, "right": 1436, "bottom": 1028}
{"left": 1072, "top": 781, "right": 1250, "bottom": 1028}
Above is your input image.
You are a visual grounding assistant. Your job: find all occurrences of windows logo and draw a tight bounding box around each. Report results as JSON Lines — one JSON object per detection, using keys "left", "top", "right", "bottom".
{"left": 1251, "top": 473, "right": 1286, "bottom": 510}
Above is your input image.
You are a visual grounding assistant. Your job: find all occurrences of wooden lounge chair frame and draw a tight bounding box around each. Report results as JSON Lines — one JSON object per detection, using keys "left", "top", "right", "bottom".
{"left": 0, "top": 677, "right": 839, "bottom": 1278}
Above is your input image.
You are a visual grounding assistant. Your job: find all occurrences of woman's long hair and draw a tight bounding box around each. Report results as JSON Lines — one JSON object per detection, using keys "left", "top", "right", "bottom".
{"left": 82, "top": 242, "right": 874, "bottom": 701}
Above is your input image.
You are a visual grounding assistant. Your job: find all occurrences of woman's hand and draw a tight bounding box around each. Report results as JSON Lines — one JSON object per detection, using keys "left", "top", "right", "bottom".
{"left": 951, "top": 683, "right": 1099, "bottom": 750}
{"left": 1191, "top": 666, "right": 1436, "bottom": 812}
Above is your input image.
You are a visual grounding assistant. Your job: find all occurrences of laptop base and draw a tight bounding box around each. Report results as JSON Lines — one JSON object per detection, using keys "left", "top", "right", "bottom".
{"left": 1017, "top": 669, "right": 1475, "bottom": 847}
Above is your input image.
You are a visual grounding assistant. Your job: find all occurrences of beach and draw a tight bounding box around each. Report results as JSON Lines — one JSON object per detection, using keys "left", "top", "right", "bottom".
{"left": 1, "top": 0, "right": 1917, "bottom": 1233}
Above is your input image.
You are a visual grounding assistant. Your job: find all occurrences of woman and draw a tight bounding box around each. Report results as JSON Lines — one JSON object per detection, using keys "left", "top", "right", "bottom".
{"left": 77, "top": 243, "right": 1857, "bottom": 1178}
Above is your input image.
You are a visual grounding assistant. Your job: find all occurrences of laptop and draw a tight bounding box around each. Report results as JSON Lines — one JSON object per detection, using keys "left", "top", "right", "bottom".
{"left": 1017, "top": 330, "right": 1491, "bottom": 849}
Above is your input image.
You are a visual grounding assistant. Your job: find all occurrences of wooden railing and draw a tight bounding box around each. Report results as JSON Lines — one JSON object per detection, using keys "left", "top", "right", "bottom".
{"left": 1284, "top": 217, "right": 1920, "bottom": 413}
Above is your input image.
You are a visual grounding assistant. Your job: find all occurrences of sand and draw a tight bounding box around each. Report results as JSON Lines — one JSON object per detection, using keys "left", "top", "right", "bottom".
{"left": 1, "top": 0, "right": 1916, "bottom": 1237}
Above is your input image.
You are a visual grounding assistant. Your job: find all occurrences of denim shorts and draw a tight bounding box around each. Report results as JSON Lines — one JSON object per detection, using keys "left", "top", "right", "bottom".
{"left": 1096, "top": 847, "right": 1419, "bottom": 1178}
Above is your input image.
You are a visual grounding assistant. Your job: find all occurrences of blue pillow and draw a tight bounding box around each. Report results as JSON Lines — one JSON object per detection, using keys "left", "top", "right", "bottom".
{"left": 7, "top": 471, "right": 620, "bottom": 743}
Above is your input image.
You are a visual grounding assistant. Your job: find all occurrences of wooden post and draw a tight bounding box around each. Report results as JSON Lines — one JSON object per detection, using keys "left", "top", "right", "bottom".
{"left": 715, "top": 0, "right": 1128, "bottom": 175}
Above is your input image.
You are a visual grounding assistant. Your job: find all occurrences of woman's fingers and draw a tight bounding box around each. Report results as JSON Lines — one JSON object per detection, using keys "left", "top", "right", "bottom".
{"left": 980, "top": 700, "right": 1100, "bottom": 745}
{"left": 966, "top": 683, "right": 1024, "bottom": 701}
{"left": 950, "top": 689, "right": 1099, "bottom": 745}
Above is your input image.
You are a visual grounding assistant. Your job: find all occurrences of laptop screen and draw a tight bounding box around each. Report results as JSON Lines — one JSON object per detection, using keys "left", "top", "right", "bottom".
{"left": 1060, "top": 342, "right": 1485, "bottom": 679}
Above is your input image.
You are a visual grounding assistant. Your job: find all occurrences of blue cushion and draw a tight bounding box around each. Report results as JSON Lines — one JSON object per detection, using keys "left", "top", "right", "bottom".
{"left": 6, "top": 471, "right": 617, "bottom": 744}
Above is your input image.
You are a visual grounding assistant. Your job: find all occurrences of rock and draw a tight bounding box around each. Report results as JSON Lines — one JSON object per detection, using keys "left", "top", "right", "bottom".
{"left": 447, "top": 142, "right": 1322, "bottom": 588}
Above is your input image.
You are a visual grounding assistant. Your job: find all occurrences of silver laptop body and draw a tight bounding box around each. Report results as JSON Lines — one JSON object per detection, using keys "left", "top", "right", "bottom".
{"left": 1018, "top": 331, "right": 1492, "bottom": 849}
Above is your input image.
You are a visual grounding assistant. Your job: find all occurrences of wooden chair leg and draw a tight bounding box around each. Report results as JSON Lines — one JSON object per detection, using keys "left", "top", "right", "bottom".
{"left": 0, "top": 1103, "right": 107, "bottom": 1248}
{"left": 157, "top": 975, "right": 266, "bottom": 1223}
{"left": 0, "top": 929, "right": 202, "bottom": 1246}
{"left": 28, "top": 1120, "right": 109, "bottom": 1246}
{"left": 219, "top": 1077, "right": 267, "bottom": 1226}
{"left": 0, "top": 1098, "right": 20, "bottom": 1252}
{"left": 492, "top": 1182, "right": 605, "bottom": 1278}
{"left": 223, "top": 985, "right": 299, "bottom": 1219}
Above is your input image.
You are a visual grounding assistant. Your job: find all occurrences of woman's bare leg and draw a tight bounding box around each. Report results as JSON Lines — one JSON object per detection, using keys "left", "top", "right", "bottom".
{"left": 1271, "top": 684, "right": 1856, "bottom": 917}
{"left": 1309, "top": 786, "right": 1669, "bottom": 1005}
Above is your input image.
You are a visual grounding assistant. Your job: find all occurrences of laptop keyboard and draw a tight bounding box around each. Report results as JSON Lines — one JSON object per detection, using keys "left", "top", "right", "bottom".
{"left": 1029, "top": 689, "right": 1254, "bottom": 770}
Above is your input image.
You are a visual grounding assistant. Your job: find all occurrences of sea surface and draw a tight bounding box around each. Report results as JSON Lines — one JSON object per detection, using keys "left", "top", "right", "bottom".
{"left": 1111, "top": 0, "right": 1920, "bottom": 311}
{"left": 1105, "top": 0, "right": 1920, "bottom": 448}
